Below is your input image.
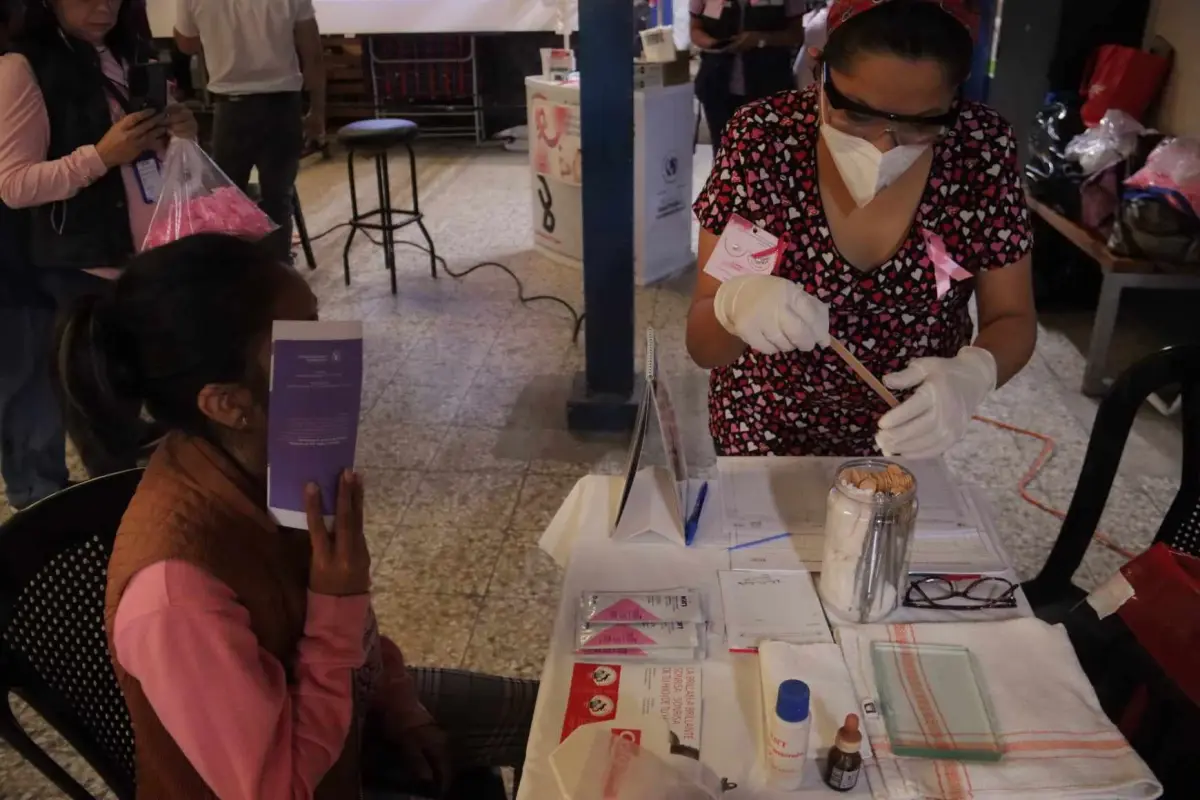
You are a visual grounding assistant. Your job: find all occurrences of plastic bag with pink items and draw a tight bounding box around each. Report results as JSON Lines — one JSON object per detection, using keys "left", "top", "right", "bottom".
{"left": 140, "top": 138, "right": 277, "bottom": 251}
{"left": 1126, "top": 137, "right": 1200, "bottom": 218}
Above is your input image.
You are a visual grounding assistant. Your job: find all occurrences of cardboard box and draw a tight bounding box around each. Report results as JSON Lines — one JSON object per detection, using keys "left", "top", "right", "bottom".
{"left": 634, "top": 51, "right": 691, "bottom": 90}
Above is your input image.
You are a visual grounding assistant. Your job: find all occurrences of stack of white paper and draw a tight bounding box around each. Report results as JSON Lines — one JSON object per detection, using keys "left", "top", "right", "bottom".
{"left": 717, "top": 570, "right": 833, "bottom": 653}
{"left": 717, "top": 457, "right": 1008, "bottom": 575}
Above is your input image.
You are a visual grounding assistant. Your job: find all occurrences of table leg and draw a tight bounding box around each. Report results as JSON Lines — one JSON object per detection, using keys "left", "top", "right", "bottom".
{"left": 1082, "top": 273, "right": 1124, "bottom": 397}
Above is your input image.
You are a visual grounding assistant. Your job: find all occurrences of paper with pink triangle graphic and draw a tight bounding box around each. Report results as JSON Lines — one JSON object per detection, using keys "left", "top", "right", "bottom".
{"left": 590, "top": 598, "right": 662, "bottom": 623}
{"left": 582, "top": 626, "right": 661, "bottom": 648}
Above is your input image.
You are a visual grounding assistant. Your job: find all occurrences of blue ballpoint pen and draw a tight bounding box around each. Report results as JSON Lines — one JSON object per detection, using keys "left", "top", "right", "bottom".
{"left": 684, "top": 481, "right": 709, "bottom": 546}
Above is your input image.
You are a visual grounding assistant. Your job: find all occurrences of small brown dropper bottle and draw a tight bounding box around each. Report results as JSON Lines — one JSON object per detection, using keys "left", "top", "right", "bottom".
{"left": 823, "top": 713, "right": 863, "bottom": 792}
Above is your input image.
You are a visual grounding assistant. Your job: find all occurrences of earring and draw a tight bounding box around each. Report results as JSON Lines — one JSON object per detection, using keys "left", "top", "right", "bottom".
{"left": 237, "top": 415, "right": 249, "bottom": 430}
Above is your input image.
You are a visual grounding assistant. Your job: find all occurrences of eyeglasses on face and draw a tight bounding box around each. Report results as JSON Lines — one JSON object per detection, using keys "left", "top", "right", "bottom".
{"left": 822, "top": 65, "right": 958, "bottom": 146}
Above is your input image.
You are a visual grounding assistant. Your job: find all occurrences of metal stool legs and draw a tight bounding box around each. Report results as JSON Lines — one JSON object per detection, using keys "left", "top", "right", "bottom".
{"left": 292, "top": 192, "right": 317, "bottom": 271}
{"left": 407, "top": 143, "right": 438, "bottom": 280}
{"left": 341, "top": 143, "right": 438, "bottom": 295}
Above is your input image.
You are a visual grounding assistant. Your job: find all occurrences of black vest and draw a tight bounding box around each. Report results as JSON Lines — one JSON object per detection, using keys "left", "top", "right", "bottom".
{"left": 15, "top": 33, "right": 141, "bottom": 270}
{"left": 696, "top": 0, "right": 795, "bottom": 101}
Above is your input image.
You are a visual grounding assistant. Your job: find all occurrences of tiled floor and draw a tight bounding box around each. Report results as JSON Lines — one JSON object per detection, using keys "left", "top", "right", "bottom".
{"left": 0, "top": 143, "right": 1185, "bottom": 798}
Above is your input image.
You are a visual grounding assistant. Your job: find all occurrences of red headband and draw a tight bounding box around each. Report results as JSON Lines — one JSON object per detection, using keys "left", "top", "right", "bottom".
{"left": 827, "top": 0, "right": 981, "bottom": 42}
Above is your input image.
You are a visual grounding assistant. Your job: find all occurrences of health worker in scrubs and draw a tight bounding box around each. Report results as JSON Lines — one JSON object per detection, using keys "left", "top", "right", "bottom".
{"left": 691, "top": 0, "right": 809, "bottom": 148}
{"left": 687, "top": 0, "right": 1036, "bottom": 458}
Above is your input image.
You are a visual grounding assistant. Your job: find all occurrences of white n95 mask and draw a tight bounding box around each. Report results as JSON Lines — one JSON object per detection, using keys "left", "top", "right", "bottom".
{"left": 820, "top": 109, "right": 929, "bottom": 209}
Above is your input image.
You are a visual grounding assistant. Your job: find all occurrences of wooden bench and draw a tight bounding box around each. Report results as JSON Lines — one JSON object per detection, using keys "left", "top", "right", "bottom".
{"left": 1028, "top": 196, "right": 1200, "bottom": 396}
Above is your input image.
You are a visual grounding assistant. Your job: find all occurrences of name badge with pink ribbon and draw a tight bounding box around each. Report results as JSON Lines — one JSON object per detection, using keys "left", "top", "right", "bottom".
{"left": 920, "top": 228, "right": 972, "bottom": 299}
{"left": 704, "top": 214, "right": 787, "bottom": 283}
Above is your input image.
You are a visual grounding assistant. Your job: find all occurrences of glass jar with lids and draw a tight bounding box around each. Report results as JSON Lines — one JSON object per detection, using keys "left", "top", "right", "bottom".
{"left": 819, "top": 459, "right": 919, "bottom": 624}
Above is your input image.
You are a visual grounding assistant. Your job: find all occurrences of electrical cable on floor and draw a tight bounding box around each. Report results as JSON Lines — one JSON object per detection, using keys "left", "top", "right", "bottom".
{"left": 973, "top": 415, "right": 1137, "bottom": 561}
{"left": 295, "top": 224, "right": 585, "bottom": 344}
{"left": 297, "top": 226, "right": 1133, "bottom": 561}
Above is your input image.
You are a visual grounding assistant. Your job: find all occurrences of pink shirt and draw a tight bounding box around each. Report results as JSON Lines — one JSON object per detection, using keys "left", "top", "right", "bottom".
{"left": 113, "top": 560, "right": 396, "bottom": 799}
{"left": 0, "top": 47, "right": 157, "bottom": 274}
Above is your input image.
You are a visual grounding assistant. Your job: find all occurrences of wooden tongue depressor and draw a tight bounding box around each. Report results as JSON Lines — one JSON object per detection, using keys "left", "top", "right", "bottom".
{"left": 829, "top": 338, "right": 901, "bottom": 408}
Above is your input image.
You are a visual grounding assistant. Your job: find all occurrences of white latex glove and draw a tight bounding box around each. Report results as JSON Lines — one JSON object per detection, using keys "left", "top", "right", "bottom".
{"left": 713, "top": 274, "right": 830, "bottom": 355}
{"left": 875, "top": 346, "right": 997, "bottom": 459}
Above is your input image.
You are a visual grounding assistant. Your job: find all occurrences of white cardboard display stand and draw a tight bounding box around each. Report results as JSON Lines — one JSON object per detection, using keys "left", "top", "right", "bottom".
{"left": 612, "top": 329, "right": 690, "bottom": 545}
{"left": 525, "top": 76, "right": 696, "bottom": 287}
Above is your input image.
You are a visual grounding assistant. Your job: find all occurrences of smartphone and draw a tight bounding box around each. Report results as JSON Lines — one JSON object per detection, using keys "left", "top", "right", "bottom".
{"left": 128, "top": 62, "right": 169, "bottom": 112}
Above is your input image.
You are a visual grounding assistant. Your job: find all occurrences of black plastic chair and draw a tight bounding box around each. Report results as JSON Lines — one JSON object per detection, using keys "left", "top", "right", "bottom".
{"left": 1059, "top": 577, "right": 1200, "bottom": 798}
{"left": 1018, "top": 346, "right": 1200, "bottom": 795}
{"left": 0, "top": 469, "right": 143, "bottom": 800}
{"left": 1023, "top": 343, "right": 1200, "bottom": 609}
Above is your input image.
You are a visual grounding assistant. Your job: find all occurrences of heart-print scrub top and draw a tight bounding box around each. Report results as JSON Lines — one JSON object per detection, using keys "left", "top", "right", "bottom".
{"left": 693, "top": 86, "right": 1032, "bottom": 456}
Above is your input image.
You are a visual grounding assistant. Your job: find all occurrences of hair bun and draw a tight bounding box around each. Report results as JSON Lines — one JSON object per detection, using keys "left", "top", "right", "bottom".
{"left": 57, "top": 290, "right": 144, "bottom": 419}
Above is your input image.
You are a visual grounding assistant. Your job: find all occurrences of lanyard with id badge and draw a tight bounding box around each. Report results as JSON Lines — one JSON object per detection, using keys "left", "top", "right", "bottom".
{"left": 101, "top": 62, "right": 167, "bottom": 205}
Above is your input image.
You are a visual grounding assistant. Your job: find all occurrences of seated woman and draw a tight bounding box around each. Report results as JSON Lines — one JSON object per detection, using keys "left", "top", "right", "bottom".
{"left": 56, "top": 233, "right": 536, "bottom": 799}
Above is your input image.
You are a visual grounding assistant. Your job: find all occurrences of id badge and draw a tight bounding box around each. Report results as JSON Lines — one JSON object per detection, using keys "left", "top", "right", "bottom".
{"left": 702, "top": 0, "right": 725, "bottom": 19}
{"left": 703, "top": 213, "right": 786, "bottom": 282}
{"left": 133, "top": 156, "right": 163, "bottom": 204}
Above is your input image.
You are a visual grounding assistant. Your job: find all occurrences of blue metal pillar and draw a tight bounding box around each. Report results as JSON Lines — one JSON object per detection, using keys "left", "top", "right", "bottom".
{"left": 965, "top": 0, "right": 997, "bottom": 103}
{"left": 567, "top": 0, "right": 641, "bottom": 433}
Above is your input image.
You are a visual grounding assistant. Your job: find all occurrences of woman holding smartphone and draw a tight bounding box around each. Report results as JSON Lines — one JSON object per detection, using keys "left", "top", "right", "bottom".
{"left": 0, "top": 0, "right": 196, "bottom": 478}
{"left": 691, "top": 0, "right": 809, "bottom": 148}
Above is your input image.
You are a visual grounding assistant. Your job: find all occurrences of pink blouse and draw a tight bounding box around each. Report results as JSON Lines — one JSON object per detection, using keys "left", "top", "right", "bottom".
{"left": 114, "top": 561, "right": 366, "bottom": 799}
{"left": 113, "top": 560, "right": 432, "bottom": 799}
{"left": 0, "top": 46, "right": 157, "bottom": 275}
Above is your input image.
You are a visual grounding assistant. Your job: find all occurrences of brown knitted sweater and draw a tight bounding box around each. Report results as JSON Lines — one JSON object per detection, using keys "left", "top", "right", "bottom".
{"left": 103, "top": 433, "right": 363, "bottom": 799}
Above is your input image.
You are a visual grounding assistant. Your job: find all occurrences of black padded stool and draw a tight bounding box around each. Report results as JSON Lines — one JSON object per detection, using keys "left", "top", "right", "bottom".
{"left": 337, "top": 119, "right": 437, "bottom": 294}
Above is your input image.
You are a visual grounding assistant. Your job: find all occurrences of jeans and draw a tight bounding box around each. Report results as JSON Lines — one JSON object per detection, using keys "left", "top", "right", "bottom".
{"left": 210, "top": 92, "right": 304, "bottom": 263}
{"left": 40, "top": 269, "right": 141, "bottom": 479}
{"left": 361, "top": 668, "right": 536, "bottom": 799}
{"left": 0, "top": 304, "right": 69, "bottom": 509}
{"left": 699, "top": 91, "right": 746, "bottom": 152}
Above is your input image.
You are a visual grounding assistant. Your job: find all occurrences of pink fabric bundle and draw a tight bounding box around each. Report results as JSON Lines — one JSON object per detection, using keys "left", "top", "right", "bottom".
{"left": 1126, "top": 137, "right": 1200, "bottom": 218}
{"left": 143, "top": 186, "right": 276, "bottom": 250}
{"left": 141, "top": 139, "right": 278, "bottom": 251}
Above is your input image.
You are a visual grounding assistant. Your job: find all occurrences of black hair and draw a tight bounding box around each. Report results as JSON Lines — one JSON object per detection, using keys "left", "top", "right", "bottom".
{"left": 16, "top": 0, "right": 151, "bottom": 64}
{"left": 823, "top": 0, "right": 977, "bottom": 87}
{"left": 56, "top": 234, "right": 291, "bottom": 463}
{"left": 1, "top": 0, "right": 22, "bottom": 47}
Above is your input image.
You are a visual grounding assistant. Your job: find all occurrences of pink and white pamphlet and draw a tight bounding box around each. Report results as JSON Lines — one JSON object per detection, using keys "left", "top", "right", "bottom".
{"left": 703, "top": 213, "right": 786, "bottom": 283}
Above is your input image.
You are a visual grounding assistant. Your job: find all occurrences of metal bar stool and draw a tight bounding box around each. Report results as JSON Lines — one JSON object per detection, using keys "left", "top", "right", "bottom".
{"left": 292, "top": 193, "right": 317, "bottom": 271}
{"left": 336, "top": 119, "right": 437, "bottom": 295}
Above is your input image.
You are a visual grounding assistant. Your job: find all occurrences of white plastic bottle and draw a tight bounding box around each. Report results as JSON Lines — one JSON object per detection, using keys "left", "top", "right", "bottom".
{"left": 767, "top": 679, "right": 811, "bottom": 790}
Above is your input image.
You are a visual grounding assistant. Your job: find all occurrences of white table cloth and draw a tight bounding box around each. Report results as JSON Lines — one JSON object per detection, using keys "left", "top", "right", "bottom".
{"left": 518, "top": 474, "right": 1032, "bottom": 800}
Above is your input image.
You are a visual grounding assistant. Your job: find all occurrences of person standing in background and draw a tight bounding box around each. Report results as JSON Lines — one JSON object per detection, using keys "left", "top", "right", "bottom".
{"left": 0, "top": 0, "right": 196, "bottom": 481}
{"left": 690, "top": 0, "right": 808, "bottom": 149}
{"left": 793, "top": 1, "right": 829, "bottom": 88}
{"left": 173, "top": 0, "right": 325, "bottom": 263}
{"left": 0, "top": 0, "right": 69, "bottom": 511}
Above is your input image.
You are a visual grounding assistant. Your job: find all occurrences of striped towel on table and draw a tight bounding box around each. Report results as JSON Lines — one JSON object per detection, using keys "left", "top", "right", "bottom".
{"left": 838, "top": 619, "right": 1163, "bottom": 800}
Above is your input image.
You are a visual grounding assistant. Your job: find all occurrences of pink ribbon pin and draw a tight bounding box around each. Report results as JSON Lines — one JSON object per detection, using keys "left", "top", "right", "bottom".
{"left": 920, "top": 228, "right": 972, "bottom": 299}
